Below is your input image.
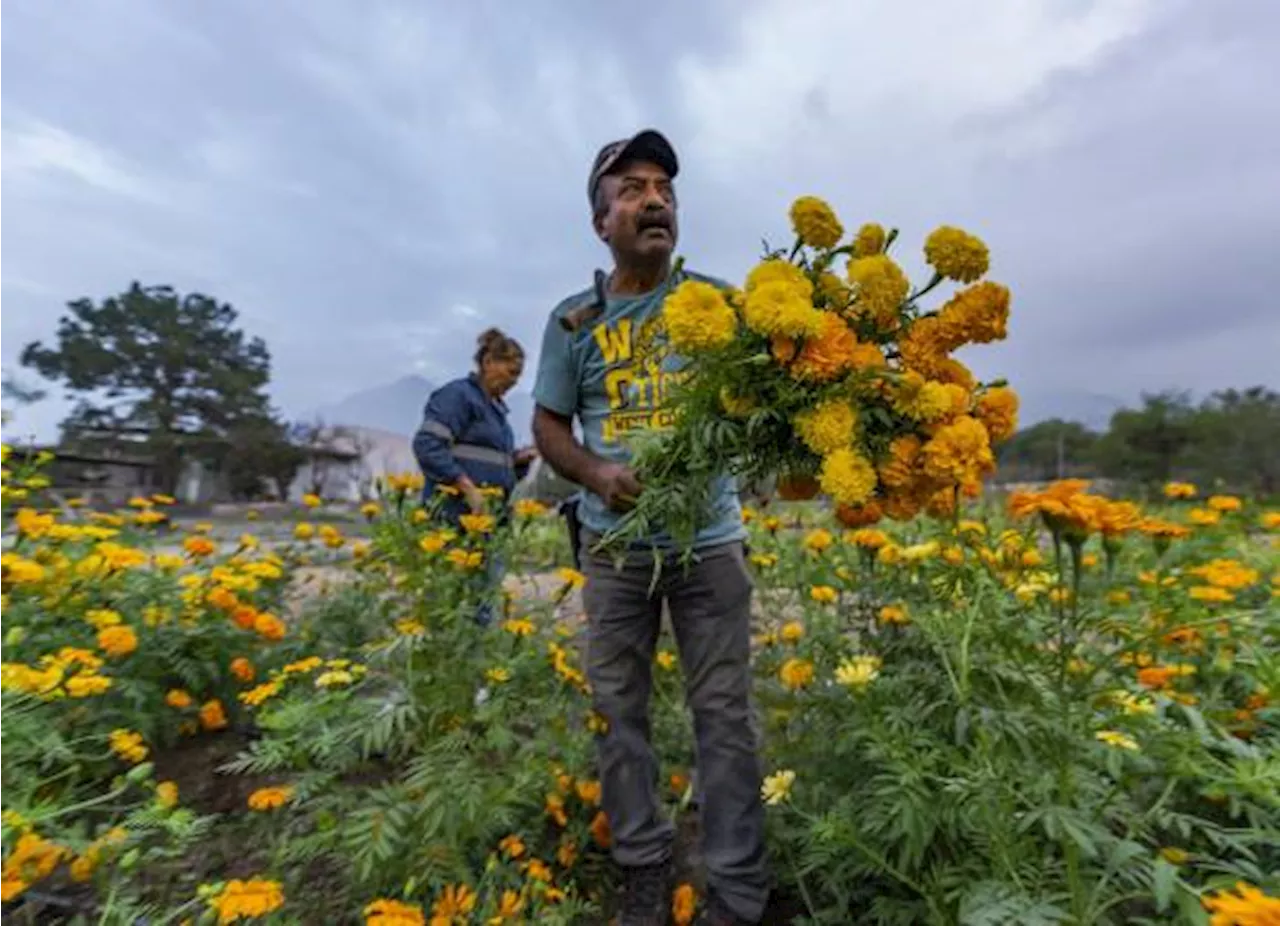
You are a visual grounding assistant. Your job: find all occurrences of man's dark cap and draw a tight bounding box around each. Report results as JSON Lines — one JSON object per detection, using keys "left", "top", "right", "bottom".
{"left": 587, "top": 129, "right": 679, "bottom": 208}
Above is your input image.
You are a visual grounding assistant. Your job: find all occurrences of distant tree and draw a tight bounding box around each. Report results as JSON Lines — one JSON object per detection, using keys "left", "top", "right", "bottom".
{"left": 1184, "top": 387, "right": 1280, "bottom": 495}
{"left": 997, "top": 419, "right": 1100, "bottom": 481}
{"left": 217, "top": 417, "right": 306, "bottom": 501}
{"left": 20, "top": 282, "right": 279, "bottom": 494}
{"left": 1092, "top": 391, "right": 1197, "bottom": 488}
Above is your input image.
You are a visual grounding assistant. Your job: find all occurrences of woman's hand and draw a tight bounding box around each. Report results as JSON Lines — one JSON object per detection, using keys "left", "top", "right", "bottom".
{"left": 456, "top": 475, "right": 486, "bottom": 513}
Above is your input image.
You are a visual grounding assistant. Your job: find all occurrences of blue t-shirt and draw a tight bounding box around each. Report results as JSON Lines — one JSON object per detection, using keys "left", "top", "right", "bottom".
{"left": 533, "top": 269, "right": 745, "bottom": 549}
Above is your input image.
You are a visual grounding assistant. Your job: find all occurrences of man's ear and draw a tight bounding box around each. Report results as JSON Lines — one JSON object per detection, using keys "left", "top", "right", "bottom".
{"left": 593, "top": 212, "right": 609, "bottom": 243}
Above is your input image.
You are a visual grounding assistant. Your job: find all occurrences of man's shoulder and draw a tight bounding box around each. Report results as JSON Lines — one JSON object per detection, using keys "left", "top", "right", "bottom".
{"left": 547, "top": 284, "right": 598, "bottom": 323}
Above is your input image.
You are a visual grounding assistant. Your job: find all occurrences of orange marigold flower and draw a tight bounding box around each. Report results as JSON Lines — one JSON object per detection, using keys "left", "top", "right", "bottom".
{"left": 253, "top": 612, "right": 286, "bottom": 641}
{"left": 790, "top": 313, "right": 860, "bottom": 383}
{"left": 199, "top": 699, "right": 229, "bottom": 731}
{"left": 183, "top": 536, "right": 217, "bottom": 558}
{"left": 96, "top": 624, "right": 138, "bottom": 658}
{"left": 976, "top": 387, "right": 1019, "bottom": 444}
{"left": 363, "top": 898, "right": 425, "bottom": 926}
{"left": 247, "top": 786, "right": 293, "bottom": 811}
{"left": 166, "top": 688, "right": 193, "bottom": 709}
{"left": 209, "top": 878, "right": 284, "bottom": 923}
{"left": 229, "top": 657, "right": 255, "bottom": 682}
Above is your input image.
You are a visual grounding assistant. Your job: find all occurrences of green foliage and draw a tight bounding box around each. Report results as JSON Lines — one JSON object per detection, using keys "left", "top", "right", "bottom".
{"left": 19, "top": 282, "right": 290, "bottom": 494}
{"left": 1000, "top": 387, "right": 1280, "bottom": 497}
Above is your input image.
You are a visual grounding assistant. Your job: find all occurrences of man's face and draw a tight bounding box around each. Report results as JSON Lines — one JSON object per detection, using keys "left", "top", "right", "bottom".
{"left": 594, "top": 160, "right": 678, "bottom": 263}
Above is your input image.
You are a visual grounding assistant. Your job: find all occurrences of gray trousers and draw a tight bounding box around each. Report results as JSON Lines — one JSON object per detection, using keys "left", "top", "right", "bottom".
{"left": 580, "top": 535, "right": 769, "bottom": 923}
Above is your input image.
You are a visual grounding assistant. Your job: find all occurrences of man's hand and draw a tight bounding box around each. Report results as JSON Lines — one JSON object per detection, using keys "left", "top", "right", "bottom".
{"left": 456, "top": 475, "right": 486, "bottom": 514}
{"left": 592, "top": 461, "right": 642, "bottom": 512}
{"left": 514, "top": 447, "right": 538, "bottom": 467}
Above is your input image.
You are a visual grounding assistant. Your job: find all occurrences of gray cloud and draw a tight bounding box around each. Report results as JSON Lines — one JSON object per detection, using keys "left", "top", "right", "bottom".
{"left": 3, "top": 0, "right": 1278, "bottom": 442}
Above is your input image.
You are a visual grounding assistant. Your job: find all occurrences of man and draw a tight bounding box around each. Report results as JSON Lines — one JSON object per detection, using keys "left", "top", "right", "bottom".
{"left": 532, "top": 130, "right": 769, "bottom": 926}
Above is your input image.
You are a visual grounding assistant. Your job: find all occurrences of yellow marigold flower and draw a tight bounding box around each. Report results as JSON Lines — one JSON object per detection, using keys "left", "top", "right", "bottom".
{"left": 750, "top": 553, "right": 778, "bottom": 569}
{"left": 890, "top": 371, "right": 952, "bottom": 422}
{"left": 247, "top": 786, "right": 293, "bottom": 811}
{"left": 976, "top": 387, "right": 1019, "bottom": 444}
{"left": 1202, "top": 881, "right": 1280, "bottom": 924}
{"left": 156, "top": 780, "right": 179, "bottom": 809}
{"left": 165, "top": 688, "right": 193, "bottom": 709}
{"left": 923, "top": 225, "right": 989, "bottom": 282}
{"left": 779, "top": 621, "right": 804, "bottom": 643}
{"left": 2, "top": 832, "right": 67, "bottom": 899}
{"left": 503, "top": 618, "right": 535, "bottom": 637}
{"left": 199, "top": 699, "right": 229, "bottom": 731}
{"left": 240, "top": 680, "right": 283, "bottom": 707}
{"left": 921, "top": 415, "right": 995, "bottom": 486}
{"left": 65, "top": 673, "right": 112, "bottom": 697}
{"left": 109, "top": 729, "right": 148, "bottom": 763}
{"left": 847, "top": 254, "right": 909, "bottom": 329}
{"left": 809, "top": 585, "right": 838, "bottom": 604}
{"left": 1259, "top": 511, "right": 1280, "bottom": 530}
{"left": 446, "top": 549, "right": 484, "bottom": 571}
{"left": 364, "top": 898, "right": 425, "bottom": 926}
{"left": 1189, "top": 559, "right": 1259, "bottom": 589}
{"left": 717, "top": 387, "right": 757, "bottom": 418}
{"left": 301, "top": 493, "right": 322, "bottom": 508}
{"left": 1163, "top": 481, "right": 1196, "bottom": 499}
{"left": 513, "top": 498, "right": 548, "bottom": 518}
{"left": 556, "top": 567, "right": 587, "bottom": 589}
{"left": 1207, "top": 494, "right": 1242, "bottom": 512}
{"left": 852, "top": 222, "right": 886, "bottom": 258}
{"left": 524, "top": 857, "right": 553, "bottom": 883}
{"left": 836, "top": 654, "right": 882, "bottom": 689}
{"left": 459, "top": 513, "right": 495, "bottom": 534}
{"left": 789, "top": 195, "right": 844, "bottom": 249}
{"left": 817, "top": 271, "right": 850, "bottom": 310}
{"left": 2, "top": 552, "right": 47, "bottom": 585}
{"left": 315, "top": 668, "right": 355, "bottom": 689}
{"left": 294, "top": 522, "right": 316, "bottom": 541}
{"left": 848, "top": 528, "right": 890, "bottom": 550}
{"left": 662, "top": 279, "right": 738, "bottom": 353}
{"left": 761, "top": 769, "right": 795, "bottom": 805}
{"left": 96, "top": 624, "right": 138, "bottom": 658}
{"left": 485, "top": 666, "right": 512, "bottom": 685}
{"left": 790, "top": 312, "right": 861, "bottom": 383}
{"left": 803, "top": 528, "right": 835, "bottom": 553}
{"left": 655, "top": 650, "right": 677, "bottom": 671}
{"left": 742, "top": 281, "right": 823, "bottom": 339}
{"left": 85, "top": 608, "right": 122, "bottom": 629}
{"left": 1189, "top": 586, "right": 1233, "bottom": 603}
{"left": 1095, "top": 730, "right": 1138, "bottom": 751}
{"left": 1188, "top": 507, "right": 1221, "bottom": 526}
{"left": 778, "top": 657, "right": 815, "bottom": 691}
{"left": 818, "top": 448, "right": 878, "bottom": 507}
{"left": 794, "top": 399, "right": 858, "bottom": 455}
{"left": 879, "top": 604, "right": 910, "bottom": 624}
{"left": 576, "top": 779, "right": 602, "bottom": 806}
{"left": 209, "top": 877, "right": 285, "bottom": 923}
{"left": 745, "top": 257, "right": 813, "bottom": 296}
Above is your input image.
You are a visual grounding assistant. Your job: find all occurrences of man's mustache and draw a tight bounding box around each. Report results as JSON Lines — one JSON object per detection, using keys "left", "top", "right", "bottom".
{"left": 636, "top": 211, "right": 673, "bottom": 232}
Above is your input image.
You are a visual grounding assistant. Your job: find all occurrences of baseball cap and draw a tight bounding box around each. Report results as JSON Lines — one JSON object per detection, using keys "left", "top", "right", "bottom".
{"left": 587, "top": 129, "right": 679, "bottom": 207}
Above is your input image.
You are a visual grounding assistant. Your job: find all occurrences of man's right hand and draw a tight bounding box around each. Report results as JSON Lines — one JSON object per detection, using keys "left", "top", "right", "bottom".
{"left": 592, "top": 462, "right": 642, "bottom": 512}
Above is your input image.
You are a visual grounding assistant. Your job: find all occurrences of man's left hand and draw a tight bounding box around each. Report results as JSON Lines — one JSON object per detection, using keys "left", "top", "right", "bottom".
{"left": 514, "top": 447, "right": 538, "bottom": 466}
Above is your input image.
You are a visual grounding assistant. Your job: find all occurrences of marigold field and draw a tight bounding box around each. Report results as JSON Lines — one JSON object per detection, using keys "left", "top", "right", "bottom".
{"left": 2, "top": 452, "right": 1279, "bottom": 925}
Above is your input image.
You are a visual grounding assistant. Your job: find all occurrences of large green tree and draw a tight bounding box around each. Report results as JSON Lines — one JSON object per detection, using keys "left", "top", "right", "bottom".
{"left": 996, "top": 419, "right": 1101, "bottom": 482}
{"left": 20, "top": 282, "right": 288, "bottom": 494}
{"left": 1091, "top": 391, "right": 1197, "bottom": 488}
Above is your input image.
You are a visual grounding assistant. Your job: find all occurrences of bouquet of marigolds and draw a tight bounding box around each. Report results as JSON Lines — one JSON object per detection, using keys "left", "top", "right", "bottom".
{"left": 603, "top": 196, "right": 1019, "bottom": 551}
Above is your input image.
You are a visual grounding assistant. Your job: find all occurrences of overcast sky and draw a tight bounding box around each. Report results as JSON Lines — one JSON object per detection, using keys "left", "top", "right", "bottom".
{"left": 3, "top": 0, "right": 1278, "bottom": 441}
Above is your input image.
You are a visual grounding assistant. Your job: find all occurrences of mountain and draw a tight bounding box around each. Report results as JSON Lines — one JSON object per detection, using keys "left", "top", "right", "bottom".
{"left": 1016, "top": 388, "right": 1125, "bottom": 432}
{"left": 309, "top": 375, "right": 536, "bottom": 443}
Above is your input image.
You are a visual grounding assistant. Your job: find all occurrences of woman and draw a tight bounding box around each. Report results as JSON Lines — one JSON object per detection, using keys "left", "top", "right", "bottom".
{"left": 412, "top": 328, "right": 536, "bottom": 624}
